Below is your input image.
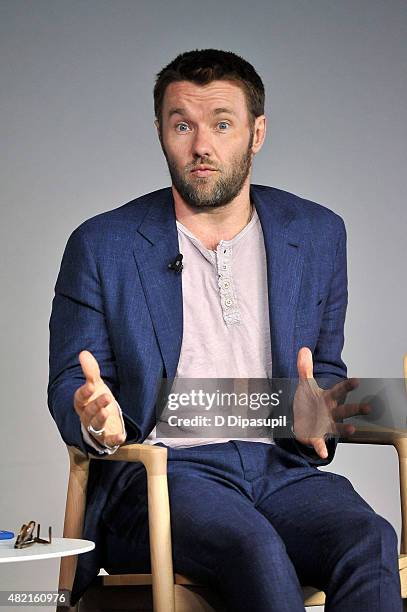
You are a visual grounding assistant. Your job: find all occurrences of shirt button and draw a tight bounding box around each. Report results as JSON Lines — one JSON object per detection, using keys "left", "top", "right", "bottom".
{"left": 225, "top": 298, "right": 233, "bottom": 307}
{"left": 223, "top": 280, "right": 230, "bottom": 289}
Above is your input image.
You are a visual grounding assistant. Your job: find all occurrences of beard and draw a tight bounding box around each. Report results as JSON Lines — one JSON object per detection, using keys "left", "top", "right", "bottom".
{"left": 161, "top": 130, "right": 254, "bottom": 210}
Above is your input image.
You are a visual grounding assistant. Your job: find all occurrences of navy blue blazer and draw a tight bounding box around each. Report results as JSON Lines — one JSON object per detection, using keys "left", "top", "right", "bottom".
{"left": 48, "top": 184, "right": 348, "bottom": 603}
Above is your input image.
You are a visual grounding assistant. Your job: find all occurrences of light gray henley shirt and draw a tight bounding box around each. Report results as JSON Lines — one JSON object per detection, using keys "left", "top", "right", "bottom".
{"left": 145, "top": 206, "right": 275, "bottom": 448}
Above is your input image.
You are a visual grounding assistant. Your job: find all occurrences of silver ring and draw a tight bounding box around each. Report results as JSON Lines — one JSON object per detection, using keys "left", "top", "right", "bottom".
{"left": 87, "top": 423, "right": 105, "bottom": 437}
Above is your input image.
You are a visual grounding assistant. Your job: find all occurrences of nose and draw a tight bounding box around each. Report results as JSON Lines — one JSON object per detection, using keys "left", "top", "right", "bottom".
{"left": 191, "top": 126, "right": 214, "bottom": 160}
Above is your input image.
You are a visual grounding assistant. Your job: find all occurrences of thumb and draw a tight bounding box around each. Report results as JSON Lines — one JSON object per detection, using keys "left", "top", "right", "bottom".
{"left": 79, "top": 350, "right": 102, "bottom": 385}
{"left": 297, "top": 347, "right": 314, "bottom": 380}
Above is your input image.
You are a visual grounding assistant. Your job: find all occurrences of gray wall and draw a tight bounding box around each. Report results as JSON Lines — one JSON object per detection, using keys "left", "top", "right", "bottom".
{"left": 1, "top": 1, "right": 406, "bottom": 609}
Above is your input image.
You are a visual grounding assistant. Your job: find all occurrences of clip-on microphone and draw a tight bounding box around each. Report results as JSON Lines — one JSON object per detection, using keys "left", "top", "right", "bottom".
{"left": 168, "top": 253, "right": 183, "bottom": 274}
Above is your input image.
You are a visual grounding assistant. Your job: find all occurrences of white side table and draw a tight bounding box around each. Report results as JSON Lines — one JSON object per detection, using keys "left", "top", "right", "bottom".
{"left": 0, "top": 538, "right": 94, "bottom": 563}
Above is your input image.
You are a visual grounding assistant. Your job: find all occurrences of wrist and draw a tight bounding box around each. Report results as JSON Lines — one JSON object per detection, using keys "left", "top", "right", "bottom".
{"left": 291, "top": 425, "right": 315, "bottom": 449}
{"left": 88, "top": 429, "right": 120, "bottom": 452}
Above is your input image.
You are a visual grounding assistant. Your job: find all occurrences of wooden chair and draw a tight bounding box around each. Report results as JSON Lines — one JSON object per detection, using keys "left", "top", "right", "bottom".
{"left": 58, "top": 356, "right": 407, "bottom": 611}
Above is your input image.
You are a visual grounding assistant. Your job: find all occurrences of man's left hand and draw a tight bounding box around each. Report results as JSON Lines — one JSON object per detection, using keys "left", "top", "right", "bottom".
{"left": 292, "top": 347, "right": 370, "bottom": 459}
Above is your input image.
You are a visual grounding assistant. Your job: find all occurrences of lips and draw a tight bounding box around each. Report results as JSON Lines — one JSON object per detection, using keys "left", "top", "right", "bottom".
{"left": 191, "top": 166, "right": 217, "bottom": 177}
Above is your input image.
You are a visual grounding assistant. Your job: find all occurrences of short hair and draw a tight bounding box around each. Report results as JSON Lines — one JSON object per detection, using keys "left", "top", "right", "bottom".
{"left": 154, "top": 49, "right": 265, "bottom": 128}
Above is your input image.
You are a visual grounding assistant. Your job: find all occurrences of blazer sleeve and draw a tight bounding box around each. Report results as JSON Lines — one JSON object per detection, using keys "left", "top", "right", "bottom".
{"left": 47, "top": 224, "right": 136, "bottom": 455}
{"left": 275, "top": 216, "right": 348, "bottom": 466}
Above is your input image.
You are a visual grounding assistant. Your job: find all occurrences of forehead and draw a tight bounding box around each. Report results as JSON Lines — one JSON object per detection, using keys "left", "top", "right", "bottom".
{"left": 162, "top": 80, "right": 248, "bottom": 118}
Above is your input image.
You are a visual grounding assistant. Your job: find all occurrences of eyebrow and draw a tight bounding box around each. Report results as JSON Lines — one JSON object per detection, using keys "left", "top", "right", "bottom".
{"left": 168, "top": 107, "right": 237, "bottom": 119}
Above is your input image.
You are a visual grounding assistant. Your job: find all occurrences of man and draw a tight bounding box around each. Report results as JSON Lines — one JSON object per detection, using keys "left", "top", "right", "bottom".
{"left": 48, "top": 49, "right": 401, "bottom": 610}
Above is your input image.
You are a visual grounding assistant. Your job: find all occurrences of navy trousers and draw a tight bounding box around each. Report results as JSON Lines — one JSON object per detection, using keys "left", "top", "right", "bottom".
{"left": 101, "top": 441, "right": 401, "bottom": 611}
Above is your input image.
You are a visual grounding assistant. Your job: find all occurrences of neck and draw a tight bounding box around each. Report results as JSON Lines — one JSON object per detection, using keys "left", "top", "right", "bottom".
{"left": 173, "top": 182, "right": 253, "bottom": 250}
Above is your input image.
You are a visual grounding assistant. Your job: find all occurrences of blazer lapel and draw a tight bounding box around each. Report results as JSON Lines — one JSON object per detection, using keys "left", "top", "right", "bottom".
{"left": 133, "top": 188, "right": 183, "bottom": 379}
{"left": 252, "top": 186, "right": 304, "bottom": 378}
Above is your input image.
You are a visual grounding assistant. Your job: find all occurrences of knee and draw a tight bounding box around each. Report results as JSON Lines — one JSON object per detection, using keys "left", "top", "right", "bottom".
{"left": 370, "top": 515, "right": 398, "bottom": 555}
{"left": 360, "top": 514, "right": 398, "bottom": 552}
{"left": 325, "top": 513, "right": 397, "bottom": 587}
{"left": 336, "top": 513, "right": 398, "bottom": 566}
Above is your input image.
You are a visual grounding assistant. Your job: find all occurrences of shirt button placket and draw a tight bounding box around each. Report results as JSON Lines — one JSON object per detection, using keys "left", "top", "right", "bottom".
{"left": 216, "top": 243, "right": 240, "bottom": 326}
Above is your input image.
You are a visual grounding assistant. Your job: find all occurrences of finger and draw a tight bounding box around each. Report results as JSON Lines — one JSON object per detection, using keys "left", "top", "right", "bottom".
{"left": 335, "top": 422, "right": 356, "bottom": 437}
{"left": 329, "top": 377, "right": 360, "bottom": 401}
{"left": 74, "top": 382, "right": 95, "bottom": 411}
{"left": 297, "top": 347, "right": 314, "bottom": 380}
{"left": 104, "top": 430, "right": 127, "bottom": 447}
{"left": 83, "top": 395, "right": 111, "bottom": 429}
{"left": 310, "top": 437, "right": 328, "bottom": 459}
{"left": 87, "top": 410, "right": 109, "bottom": 432}
{"left": 331, "top": 402, "right": 371, "bottom": 421}
{"left": 79, "top": 350, "right": 102, "bottom": 385}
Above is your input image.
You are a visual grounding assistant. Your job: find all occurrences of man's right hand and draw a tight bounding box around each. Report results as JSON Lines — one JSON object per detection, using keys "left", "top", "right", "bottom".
{"left": 74, "top": 350, "right": 126, "bottom": 448}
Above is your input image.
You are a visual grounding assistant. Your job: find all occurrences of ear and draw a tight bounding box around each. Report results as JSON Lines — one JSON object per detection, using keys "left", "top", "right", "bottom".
{"left": 154, "top": 119, "right": 163, "bottom": 146}
{"left": 251, "top": 115, "right": 267, "bottom": 155}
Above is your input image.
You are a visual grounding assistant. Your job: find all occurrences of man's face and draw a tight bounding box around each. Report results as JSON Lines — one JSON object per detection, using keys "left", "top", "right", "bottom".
{"left": 156, "top": 80, "right": 257, "bottom": 209}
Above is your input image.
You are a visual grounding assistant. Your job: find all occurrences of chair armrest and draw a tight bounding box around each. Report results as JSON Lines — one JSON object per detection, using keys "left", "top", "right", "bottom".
{"left": 340, "top": 424, "right": 407, "bottom": 446}
{"left": 92, "top": 443, "right": 168, "bottom": 475}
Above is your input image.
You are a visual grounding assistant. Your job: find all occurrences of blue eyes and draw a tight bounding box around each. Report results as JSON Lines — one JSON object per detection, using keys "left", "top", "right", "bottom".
{"left": 175, "top": 122, "right": 230, "bottom": 133}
